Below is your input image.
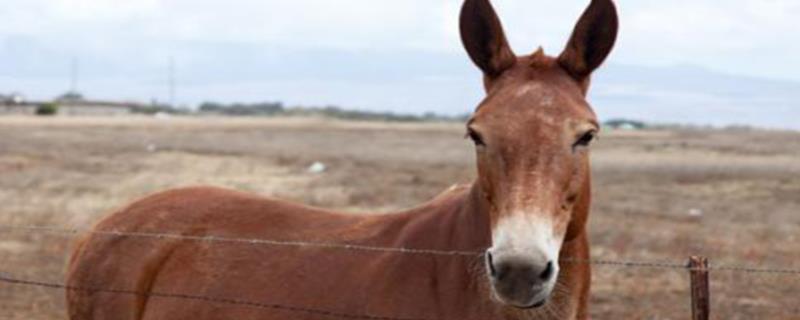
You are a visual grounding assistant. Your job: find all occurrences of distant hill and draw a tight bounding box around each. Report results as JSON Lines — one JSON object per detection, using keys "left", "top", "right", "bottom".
{"left": 2, "top": 42, "right": 797, "bottom": 129}
{"left": 197, "top": 101, "right": 467, "bottom": 122}
{"left": 591, "top": 64, "right": 800, "bottom": 129}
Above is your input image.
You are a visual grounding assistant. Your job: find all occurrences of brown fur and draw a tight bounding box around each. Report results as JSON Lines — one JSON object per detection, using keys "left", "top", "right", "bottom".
{"left": 66, "top": 1, "right": 618, "bottom": 319}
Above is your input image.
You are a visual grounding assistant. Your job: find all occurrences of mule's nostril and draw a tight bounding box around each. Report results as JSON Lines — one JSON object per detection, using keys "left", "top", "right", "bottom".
{"left": 486, "top": 252, "right": 496, "bottom": 277}
{"left": 539, "top": 261, "right": 554, "bottom": 281}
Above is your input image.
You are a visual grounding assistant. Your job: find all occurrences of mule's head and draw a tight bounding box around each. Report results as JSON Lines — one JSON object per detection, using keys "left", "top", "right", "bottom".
{"left": 460, "top": 0, "right": 618, "bottom": 309}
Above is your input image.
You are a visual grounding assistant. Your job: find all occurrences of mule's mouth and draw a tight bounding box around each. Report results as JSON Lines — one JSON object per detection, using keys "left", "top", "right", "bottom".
{"left": 517, "top": 295, "right": 549, "bottom": 309}
{"left": 490, "top": 283, "right": 553, "bottom": 309}
{"left": 530, "top": 298, "right": 548, "bottom": 308}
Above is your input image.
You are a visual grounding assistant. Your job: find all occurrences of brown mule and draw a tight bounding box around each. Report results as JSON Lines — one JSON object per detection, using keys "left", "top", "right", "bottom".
{"left": 66, "top": 0, "right": 618, "bottom": 319}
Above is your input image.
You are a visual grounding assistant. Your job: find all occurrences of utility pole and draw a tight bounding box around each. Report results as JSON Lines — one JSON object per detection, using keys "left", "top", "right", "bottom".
{"left": 70, "top": 57, "right": 79, "bottom": 93}
{"left": 168, "top": 56, "right": 176, "bottom": 108}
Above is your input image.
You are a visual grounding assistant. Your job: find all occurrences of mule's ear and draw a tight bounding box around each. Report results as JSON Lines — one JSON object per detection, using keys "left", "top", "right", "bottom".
{"left": 558, "top": 0, "right": 619, "bottom": 80}
{"left": 460, "top": 0, "right": 516, "bottom": 77}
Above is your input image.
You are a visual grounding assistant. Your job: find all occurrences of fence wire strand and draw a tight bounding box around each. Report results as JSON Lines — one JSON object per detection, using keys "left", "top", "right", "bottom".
{"left": 0, "top": 225, "right": 482, "bottom": 257}
{"left": 561, "top": 257, "right": 689, "bottom": 270}
{"left": 0, "top": 271, "right": 428, "bottom": 320}
{"left": 2, "top": 224, "right": 800, "bottom": 276}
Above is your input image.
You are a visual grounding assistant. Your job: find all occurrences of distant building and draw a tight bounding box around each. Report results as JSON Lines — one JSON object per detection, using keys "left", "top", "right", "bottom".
{"left": 0, "top": 93, "right": 37, "bottom": 115}
{"left": 0, "top": 104, "right": 38, "bottom": 115}
{"left": 603, "top": 119, "right": 646, "bottom": 130}
{"left": 4, "top": 93, "right": 25, "bottom": 104}
{"left": 0, "top": 92, "right": 139, "bottom": 116}
{"left": 55, "top": 100, "right": 136, "bottom": 116}
{"left": 53, "top": 92, "right": 136, "bottom": 116}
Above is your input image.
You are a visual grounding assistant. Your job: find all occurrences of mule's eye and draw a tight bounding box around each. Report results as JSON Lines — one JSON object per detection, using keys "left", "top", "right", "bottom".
{"left": 573, "top": 130, "right": 597, "bottom": 149}
{"left": 467, "top": 128, "right": 486, "bottom": 147}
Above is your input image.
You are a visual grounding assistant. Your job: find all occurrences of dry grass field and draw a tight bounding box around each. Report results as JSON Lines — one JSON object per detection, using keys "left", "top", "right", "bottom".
{"left": 1, "top": 116, "right": 798, "bottom": 319}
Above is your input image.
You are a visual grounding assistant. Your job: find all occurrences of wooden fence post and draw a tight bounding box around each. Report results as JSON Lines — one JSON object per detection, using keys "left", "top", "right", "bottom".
{"left": 689, "top": 256, "right": 710, "bottom": 320}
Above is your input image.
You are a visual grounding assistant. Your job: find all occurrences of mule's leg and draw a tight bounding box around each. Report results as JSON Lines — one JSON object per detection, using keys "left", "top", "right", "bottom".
{"left": 65, "top": 234, "right": 93, "bottom": 319}
{"left": 66, "top": 229, "right": 181, "bottom": 320}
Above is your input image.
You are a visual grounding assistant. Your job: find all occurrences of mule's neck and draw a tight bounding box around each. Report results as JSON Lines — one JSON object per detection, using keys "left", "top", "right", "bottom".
{"left": 447, "top": 182, "right": 494, "bottom": 251}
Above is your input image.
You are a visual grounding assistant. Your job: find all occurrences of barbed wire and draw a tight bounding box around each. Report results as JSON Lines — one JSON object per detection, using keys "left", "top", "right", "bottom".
{"left": 0, "top": 271, "right": 429, "bottom": 320}
{"left": 565, "top": 258, "right": 800, "bottom": 275}
{"left": 1, "top": 224, "right": 800, "bottom": 275}
{"left": 2, "top": 223, "right": 800, "bottom": 319}
{"left": 561, "top": 257, "right": 688, "bottom": 270}
{"left": 711, "top": 265, "right": 800, "bottom": 275}
{"left": 0, "top": 225, "right": 481, "bottom": 257}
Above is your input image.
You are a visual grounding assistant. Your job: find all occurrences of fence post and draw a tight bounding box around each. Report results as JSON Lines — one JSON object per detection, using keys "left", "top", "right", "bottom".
{"left": 688, "top": 256, "right": 710, "bottom": 320}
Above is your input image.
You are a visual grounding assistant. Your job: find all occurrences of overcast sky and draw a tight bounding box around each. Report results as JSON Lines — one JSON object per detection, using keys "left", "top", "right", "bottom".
{"left": 1, "top": 0, "right": 798, "bottom": 127}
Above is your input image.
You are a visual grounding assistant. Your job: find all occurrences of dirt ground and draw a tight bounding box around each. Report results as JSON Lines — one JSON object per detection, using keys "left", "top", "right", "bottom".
{"left": 0, "top": 116, "right": 798, "bottom": 319}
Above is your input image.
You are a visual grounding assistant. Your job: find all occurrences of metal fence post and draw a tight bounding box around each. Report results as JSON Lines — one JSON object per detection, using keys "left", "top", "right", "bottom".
{"left": 689, "top": 256, "right": 710, "bottom": 320}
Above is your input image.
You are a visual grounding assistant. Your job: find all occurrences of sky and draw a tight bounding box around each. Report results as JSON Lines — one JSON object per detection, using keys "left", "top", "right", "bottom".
{"left": 1, "top": 0, "right": 799, "bottom": 128}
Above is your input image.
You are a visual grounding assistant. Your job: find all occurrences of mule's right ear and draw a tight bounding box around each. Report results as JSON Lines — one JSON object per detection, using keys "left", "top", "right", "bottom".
{"left": 460, "top": 0, "right": 516, "bottom": 78}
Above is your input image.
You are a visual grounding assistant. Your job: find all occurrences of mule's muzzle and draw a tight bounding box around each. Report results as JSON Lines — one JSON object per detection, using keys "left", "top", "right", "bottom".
{"left": 485, "top": 251, "right": 556, "bottom": 308}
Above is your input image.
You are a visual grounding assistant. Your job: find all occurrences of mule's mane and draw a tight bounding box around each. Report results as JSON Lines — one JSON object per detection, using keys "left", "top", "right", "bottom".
{"left": 529, "top": 47, "right": 549, "bottom": 67}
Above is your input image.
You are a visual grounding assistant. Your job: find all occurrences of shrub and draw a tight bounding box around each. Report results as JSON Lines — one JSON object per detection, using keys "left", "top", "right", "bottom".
{"left": 36, "top": 103, "right": 58, "bottom": 116}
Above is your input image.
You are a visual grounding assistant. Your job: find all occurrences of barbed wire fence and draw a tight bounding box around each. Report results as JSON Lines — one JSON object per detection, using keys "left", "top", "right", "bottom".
{"left": 0, "top": 272, "right": 428, "bottom": 320}
{"left": 1, "top": 224, "right": 800, "bottom": 319}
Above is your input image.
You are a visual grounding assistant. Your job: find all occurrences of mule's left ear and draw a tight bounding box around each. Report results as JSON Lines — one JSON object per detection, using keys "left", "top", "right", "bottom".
{"left": 558, "top": 0, "right": 619, "bottom": 81}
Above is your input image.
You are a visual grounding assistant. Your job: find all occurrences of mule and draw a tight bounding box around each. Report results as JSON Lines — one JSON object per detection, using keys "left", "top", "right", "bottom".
{"left": 66, "top": 0, "right": 618, "bottom": 319}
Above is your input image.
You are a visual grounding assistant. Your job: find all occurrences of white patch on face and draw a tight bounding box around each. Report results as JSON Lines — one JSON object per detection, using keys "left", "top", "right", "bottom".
{"left": 491, "top": 212, "right": 562, "bottom": 267}
{"left": 514, "top": 82, "right": 555, "bottom": 108}
{"left": 540, "top": 94, "right": 554, "bottom": 107}
{"left": 514, "top": 83, "right": 543, "bottom": 98}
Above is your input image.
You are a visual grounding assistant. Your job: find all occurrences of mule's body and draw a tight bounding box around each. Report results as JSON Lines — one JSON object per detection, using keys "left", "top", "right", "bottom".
{"left": 67, "top": 185, "right": 590, "bottom": 319}
{"left": 67, "top": 0, "right": 617, "bottom": 319}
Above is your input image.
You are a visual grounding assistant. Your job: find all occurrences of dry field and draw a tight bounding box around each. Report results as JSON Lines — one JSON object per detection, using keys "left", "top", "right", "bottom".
{"left": 1, "top": 116, "right": 799, "bottom": 319}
